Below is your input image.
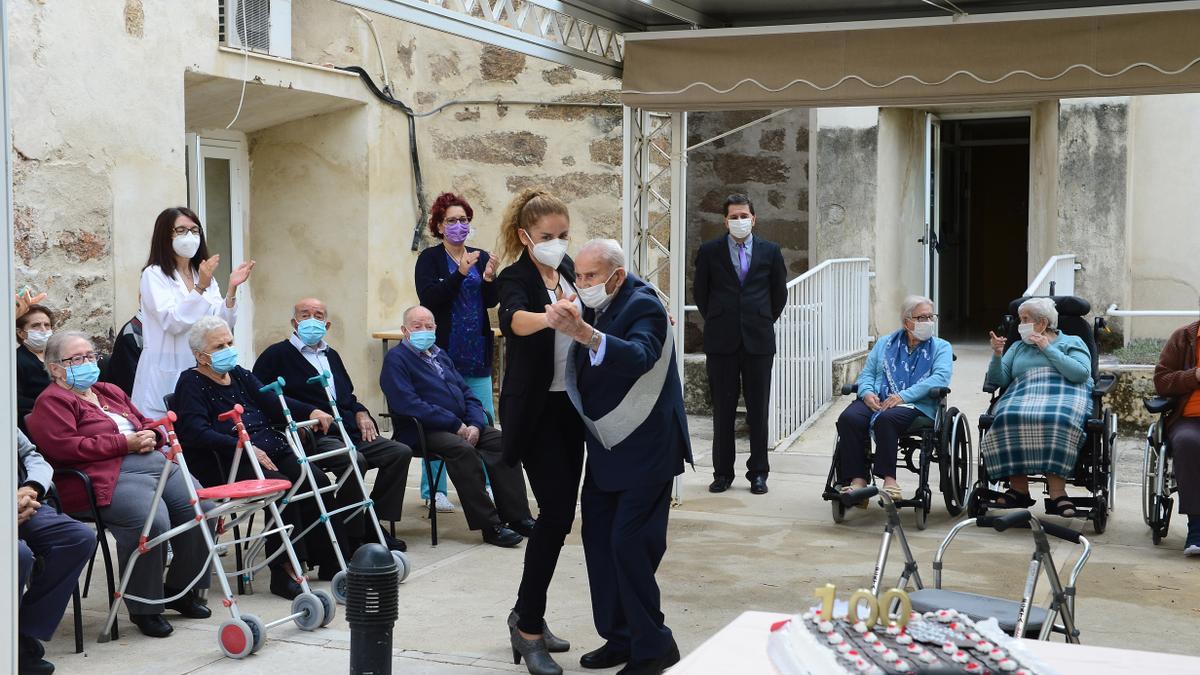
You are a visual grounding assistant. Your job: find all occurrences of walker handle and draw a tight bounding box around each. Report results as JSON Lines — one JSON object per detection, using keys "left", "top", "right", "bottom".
{"left": 258, "top": 377, "right": 286, "bottom": 397}
{"left": 839, "top": 486, "right": 879, "bottom": 506}
{"left": 307, "top": 371, "right": 333, "bottom": 388}
{"left": 218, "top": 404, "right": 246, "bottom": 423}
{"left": 976, "top": 509, "right": 1033, "bottom": 532}
{"left": 145, "top": 411, "right": 178, "bottom": 432}
{"left": 1035, "top": 520, "right": 1083, "bottom": 544}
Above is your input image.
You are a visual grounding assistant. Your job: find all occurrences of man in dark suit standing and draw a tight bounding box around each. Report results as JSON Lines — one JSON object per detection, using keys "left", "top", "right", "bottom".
{"left": 693, "top": 194, "right": 787, "bottom": 495}
{"left": 545, "top": 238, "right": 691, "bottom": 675}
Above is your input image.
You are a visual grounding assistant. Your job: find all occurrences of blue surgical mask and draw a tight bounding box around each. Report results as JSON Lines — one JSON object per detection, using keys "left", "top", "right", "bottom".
{"left": 296, "top": 318, "right": 327, "bottom": 346}
{"left": 208, "top": 347, "right": 239, "bottom": 374}
{"left": 65, "top": 362, "right": 101, "bottom": 390}
{"left": 408, "top": 330, "right": 436, "bottom": 352}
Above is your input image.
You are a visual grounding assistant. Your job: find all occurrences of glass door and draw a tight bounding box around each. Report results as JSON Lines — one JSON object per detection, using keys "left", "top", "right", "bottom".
{"left": 186, "top": 134, "right": 253, "bottom": 363}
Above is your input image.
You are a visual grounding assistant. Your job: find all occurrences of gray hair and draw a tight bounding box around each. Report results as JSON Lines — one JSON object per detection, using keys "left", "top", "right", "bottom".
{"left": 401, "top": 305, "right": 431, "bottom": 326}
{"left": 43, "top": 331, "right": 94, "bottom": 376}
{"left": 901, "top": 295, "right": 935, "bottom": 322}
{"left": 188, "top": 315, "right": 232, "bottom": 353}
{"left": 1019, "top": 297, "right": 1058, "bottom": 330}
{"left": 578, "top": 238, "right": 625, "bottom": 271}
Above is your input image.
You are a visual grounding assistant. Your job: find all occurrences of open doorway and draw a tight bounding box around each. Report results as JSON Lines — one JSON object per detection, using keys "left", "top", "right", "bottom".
{"left": 935, "top": 117, "right": 1031, "bottom": 340}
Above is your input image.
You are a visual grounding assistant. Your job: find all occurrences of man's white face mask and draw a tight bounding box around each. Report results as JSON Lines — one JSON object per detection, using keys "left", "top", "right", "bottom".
{"left": 579, "top": 268, "right": 620, "bottom": 310}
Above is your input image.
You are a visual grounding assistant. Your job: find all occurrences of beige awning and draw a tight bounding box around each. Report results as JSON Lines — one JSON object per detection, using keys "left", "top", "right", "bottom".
{"left": 621, "top": 9, "right": 1200, "bottom": 110}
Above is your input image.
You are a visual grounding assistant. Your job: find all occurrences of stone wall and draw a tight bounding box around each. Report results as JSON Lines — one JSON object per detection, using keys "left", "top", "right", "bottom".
{"left": 683, "top": 109, "right": 811, "bottom": 352}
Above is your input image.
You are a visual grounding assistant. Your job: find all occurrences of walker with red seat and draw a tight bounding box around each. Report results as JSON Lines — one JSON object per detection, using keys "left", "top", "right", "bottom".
{"left": 98, "top": 408, "right": 336, "bottom": 659}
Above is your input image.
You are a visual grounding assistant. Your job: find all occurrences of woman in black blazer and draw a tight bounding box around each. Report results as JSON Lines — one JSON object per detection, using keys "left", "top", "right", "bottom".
{"left": 414, "top": 192, "right": 500, "bottom": 510}
{"left": 16, "top": 303, "right": 55, "bottom": 430}
{"left": 497, "top": 188, "right": 585, "bottom": 675}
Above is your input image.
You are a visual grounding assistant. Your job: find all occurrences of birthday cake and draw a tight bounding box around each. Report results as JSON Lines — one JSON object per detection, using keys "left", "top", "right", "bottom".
{"left": 767, "top": 606, "right": 1054, "bottom": 675}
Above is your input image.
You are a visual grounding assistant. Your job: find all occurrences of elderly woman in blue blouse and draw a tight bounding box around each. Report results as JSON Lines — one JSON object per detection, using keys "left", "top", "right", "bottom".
{"left": 980, "top": 297, "right": 1093, "bottom": 517}
{"left": 836, "top": 296, "right": 953, "bottom": 501}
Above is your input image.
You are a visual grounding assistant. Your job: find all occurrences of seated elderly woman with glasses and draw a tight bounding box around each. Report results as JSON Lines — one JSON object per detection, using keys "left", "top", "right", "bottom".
{"left": 27, "top": 331, "right": 213, "bottom": 639}
{"left": 835, "top": 296, "right": 953, "bottom": 502}
{"left": 979, "top": 297, "right": 1093, "bottom": 517}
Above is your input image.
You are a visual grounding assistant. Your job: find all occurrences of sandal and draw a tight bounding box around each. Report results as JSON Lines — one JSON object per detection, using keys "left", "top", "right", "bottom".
{"left": 882, "top": 484, "right": 904, "bottom": 502}
{"left": 840, "top": 485, "right": 869, "bottom": 509}
{"left": 991, "top": 488, "right": 1035, "bottom": 509}
{"left": 1048, "top": 495, "right": 1077, "bottom": 518}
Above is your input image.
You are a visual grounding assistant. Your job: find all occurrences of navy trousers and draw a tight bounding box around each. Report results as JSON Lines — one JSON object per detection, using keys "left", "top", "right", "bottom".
{"left": 18, "top": 506, "right": 96, "bottom": 641}
{"left": 581, "top": 475, "right": 674, "bottom": 662}
{"left": 836, "top": 399, "right": 922, "bottom": 482}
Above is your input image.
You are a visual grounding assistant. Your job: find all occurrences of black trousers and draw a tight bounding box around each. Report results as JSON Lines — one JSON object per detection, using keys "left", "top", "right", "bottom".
{"left": 1168, "top": 418, "right": 1200, "bottom": 516}
{"left": 314, "top": 435, "right": 413, "bottom": 534}
{"left": 424, "top": 426, "right": 531, "bottom": 530}
{"left": 514, "top": 392, "right": 585, "bottom": 634}
{"left": 707, "top": 350, "right": 774, "bottom": 480}
{"left": 835, "top": 399, "right": 921, "bottom": 482}
{"left": 582, "top": 475, "right": 674, "bottom": 662}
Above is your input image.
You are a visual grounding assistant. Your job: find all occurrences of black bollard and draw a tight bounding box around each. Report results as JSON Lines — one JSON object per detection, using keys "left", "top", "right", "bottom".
{"left": 347, "top": 543, "right": 399, "bottom": 675}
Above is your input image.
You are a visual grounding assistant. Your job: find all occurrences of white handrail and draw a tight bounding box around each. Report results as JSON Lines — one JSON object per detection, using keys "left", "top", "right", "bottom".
{"left": 1105, "top": 304, "right": 1200, "bottom": 318}
{"left": 768, "top": 258, "right": 872, "bottom": 448}
{"left": 1024, "top": 254, "right": 1080, "bottom": 297}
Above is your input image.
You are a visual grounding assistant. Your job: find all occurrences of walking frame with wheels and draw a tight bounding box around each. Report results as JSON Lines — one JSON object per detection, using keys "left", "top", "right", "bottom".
{"left": 255, "top": 375, "right": 410, "bottom": 604}
{"left": 837, "top": 485, "right": 1092, "bottom": 643}
{"left": 98, "top": 408, "right": 336, "bottom": 659}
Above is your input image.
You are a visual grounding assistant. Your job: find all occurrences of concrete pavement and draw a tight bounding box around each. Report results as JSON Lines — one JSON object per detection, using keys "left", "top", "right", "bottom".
{"left": 40, "top": 343, "right": 1200, "bottom": 673}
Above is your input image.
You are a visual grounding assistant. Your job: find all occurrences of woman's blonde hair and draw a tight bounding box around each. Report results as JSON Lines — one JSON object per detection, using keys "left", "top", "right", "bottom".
{"left": 496, "top": 187, "right": 570, "bottom": 266}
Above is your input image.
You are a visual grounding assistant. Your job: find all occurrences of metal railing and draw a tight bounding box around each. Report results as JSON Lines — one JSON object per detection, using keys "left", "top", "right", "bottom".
{"left": 1024, "top": 254, "right": 1080, "bottom": 297}
{"left": 768, "top": 258, "right": 872, "bottom": 448}
{"left": 1105, "top": 305, "right": 1200, "bottom": 346}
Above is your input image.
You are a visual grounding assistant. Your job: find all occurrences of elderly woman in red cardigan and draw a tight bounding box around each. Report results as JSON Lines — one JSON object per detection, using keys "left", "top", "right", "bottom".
{"left": 27, "top": 330, "right": 212, "bottom": 639}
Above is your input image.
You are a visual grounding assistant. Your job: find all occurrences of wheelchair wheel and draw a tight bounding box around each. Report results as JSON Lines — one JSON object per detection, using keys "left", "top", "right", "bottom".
{"left": 1142, "top": 427, "right": 1159, "bottom": 527}
{"left": 1151, "top": 495, "right": 1173, "bottom": 545}
{"left": 1092, "top": 495, "right": 1109, "bottom": 535}
{"left": 940, "top": 409, "right": 971, "bottom": 516}
{"left": 1105, "top": 410, "right": 1118, "bottom": 512}
{"left": 831, "top": 498, "right": 847, "bottom": 524}
{"left": 914, "top": 489, "right": 930, "bottom": 531}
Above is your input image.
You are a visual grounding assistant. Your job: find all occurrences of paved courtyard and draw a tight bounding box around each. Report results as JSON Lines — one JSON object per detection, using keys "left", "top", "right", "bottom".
{"left": 42, "top": 343, "right": 1200, "bottom": 673}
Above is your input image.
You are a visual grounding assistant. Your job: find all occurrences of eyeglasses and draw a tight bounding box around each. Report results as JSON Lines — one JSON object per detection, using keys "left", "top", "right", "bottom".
{"left": 910, "top": 314, "right": 937, "bottom": 322}
{"left": 443, "top": 217, "right": 470, "bottom": 226}
{"left": 59, "top": 351, "right": 101, "bottom": 366}
{"left": 173, "top": 226, "right": 201, "bottom": 236}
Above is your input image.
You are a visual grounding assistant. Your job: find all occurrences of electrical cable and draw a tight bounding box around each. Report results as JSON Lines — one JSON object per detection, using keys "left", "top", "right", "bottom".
{"left": 622, "top": 55, "right": 1200, "bottom": 96}
{"left": 225, "top": 0, "right": 251, "bottom": 130}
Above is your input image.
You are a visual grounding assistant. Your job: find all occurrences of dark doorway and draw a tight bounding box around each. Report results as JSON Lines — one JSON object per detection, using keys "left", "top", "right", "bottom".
{"left": 936, "top": 117, "right": 1030, "bottom": 341}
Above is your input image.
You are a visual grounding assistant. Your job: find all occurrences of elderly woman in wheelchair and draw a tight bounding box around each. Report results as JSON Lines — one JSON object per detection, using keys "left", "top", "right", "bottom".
{"left": 980, "top": 297, "right": 1093, "bottom": 517}
{"left": 1151, "top": 318, "right": 1200, "bottom": 555}
{"left": 834, "top": 295, "right": 953, "bottom": 502}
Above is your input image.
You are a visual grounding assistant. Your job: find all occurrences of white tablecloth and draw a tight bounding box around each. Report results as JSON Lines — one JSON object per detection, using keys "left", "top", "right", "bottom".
{"left": 670, "top": 611, "right": 1200, "bottom": 675}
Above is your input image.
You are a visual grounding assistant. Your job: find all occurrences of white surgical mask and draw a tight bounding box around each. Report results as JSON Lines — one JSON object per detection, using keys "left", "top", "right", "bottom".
{"left": 911, "top": 320, "right": 935, "bottom": 342}
{"left": 172, "top": 232, "right": 201, "bottom": 258}
{"left": 524, "top": 230, "right": 568, "bottom": 269}
{"left": 578, "top": 269, "right": 620, "bottom": 310}
{"left": 24, "top": 329, "right": 52, "bottom": 351}
{"left": 728, "top": 217, "right": 753, "bottom": 240}
{"left": 1018, "top": 322, "right": 1037, "bottom": 343}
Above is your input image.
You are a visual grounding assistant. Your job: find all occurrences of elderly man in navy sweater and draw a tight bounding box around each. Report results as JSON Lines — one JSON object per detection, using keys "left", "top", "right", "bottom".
{"left": 381, "top": 305, "right": 533, "bottom": 548}
{"left": 254, "top": 297, "right": 412, "bottom": 552}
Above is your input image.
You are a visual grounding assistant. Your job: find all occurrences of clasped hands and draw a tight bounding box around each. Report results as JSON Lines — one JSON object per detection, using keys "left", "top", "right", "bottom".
{"left": 544, "top": 288, "right": 591, "bottom": 343}
{"left": 17, "top": 486, "right": 41, "bottom": 525}
{"left": 456, "top": 423, "right": 481, "bottom": 447}
{"left": 862, "top": 392, "right": 904, "bottom": 412}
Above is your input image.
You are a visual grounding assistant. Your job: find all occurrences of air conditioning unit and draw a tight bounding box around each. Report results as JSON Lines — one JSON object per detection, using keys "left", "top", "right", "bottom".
{"left": 219, "top": 0, "right": 292, "bottom": 59}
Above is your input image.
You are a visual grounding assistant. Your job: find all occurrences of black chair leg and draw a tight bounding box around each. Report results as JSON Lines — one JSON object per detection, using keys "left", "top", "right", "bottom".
{"left": 71, "top": 583, "right": 84, "bottom": 653}
{"left": 232, "top": 521, "right": 245, "bottom": 595}
{"left": 425, "top": 459, "right": 440, "bottom": 547}
{"left": 390, "top": 521, "right": 396, "bottom": 538}
{"left": 81, "top": 533, "right": 98, "bottom": 599}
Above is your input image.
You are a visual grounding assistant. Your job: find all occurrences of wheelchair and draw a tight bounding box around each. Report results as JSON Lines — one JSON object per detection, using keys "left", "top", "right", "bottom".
{"left": 1142, "top": 396, "right": 1178, "bottom": 545}
{"left": 967, "top": 295, "right": 1118, "bottom": 534}
{"left": 823, "top": 372, "right": 973, "bottom": 531}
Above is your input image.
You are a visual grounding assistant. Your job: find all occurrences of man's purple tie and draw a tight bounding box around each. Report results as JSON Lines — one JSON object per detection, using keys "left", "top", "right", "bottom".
{"left": 737, "top": 243, "right": 748, "bottom": 283}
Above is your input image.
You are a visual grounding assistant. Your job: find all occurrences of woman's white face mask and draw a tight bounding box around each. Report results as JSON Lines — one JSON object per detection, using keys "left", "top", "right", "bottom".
{"left": 1018, "top": 322, "right": 1039, "bottom": 343}
{"left": 910, "top": 320, "right": 935, "bottom": 342}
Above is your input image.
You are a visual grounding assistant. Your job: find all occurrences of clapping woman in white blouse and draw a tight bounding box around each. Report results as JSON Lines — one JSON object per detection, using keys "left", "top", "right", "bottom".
{"left": 132, "top": 207, "right": 254, "bottom": 418}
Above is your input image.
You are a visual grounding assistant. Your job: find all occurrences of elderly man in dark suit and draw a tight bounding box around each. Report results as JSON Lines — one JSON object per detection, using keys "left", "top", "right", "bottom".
{"left": 545, "top": 238, "right": 692, "bottom": 675}
{"left": 693, "top": 193, "right": 787, "bottom": 495}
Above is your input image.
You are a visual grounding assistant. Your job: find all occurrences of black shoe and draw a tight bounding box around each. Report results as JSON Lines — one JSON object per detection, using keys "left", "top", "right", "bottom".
{"left": 164, "top": 588, "right": 212, "bottom": 619}
{"left": 509, "top": 609, "right": 570, "bottom": 653}
{"left": 507, "top": 517, "right": 537, "bottom": 538}
{"left": 19, "top": 636, "right": 54, "bottom": 675}
{"left": 130, "top": 613, "right": 174, "bottom": 638}
{"left": 483, "top": 524, "right": 523, "bottom": 548}
{"left": 708, "top": 477, "right": 733, "bottom": 493}
{"left": 616, "top": 641, "right": 680, "bottom": 675}
{"left": 750, "top": 476, "right": 769, "bottom": 495}
{"left": 580, "top": 642, "right": 631, "bottom": 669}
{"left": 317, "top": 565, "right": 340, "bottom": 582}
{"left": 379, "top": 531, "right": 407, "bottom": 552}
{"left": 270, "top": 568, "right": 304, "bottom": 600}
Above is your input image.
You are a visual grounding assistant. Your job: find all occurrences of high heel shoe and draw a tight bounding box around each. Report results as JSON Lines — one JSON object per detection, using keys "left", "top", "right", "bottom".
{"left": 509, "top": 609, "right": 571, "bottom": 653}
{"left": 510, "top": 623, "right": 563, "bottom": 675}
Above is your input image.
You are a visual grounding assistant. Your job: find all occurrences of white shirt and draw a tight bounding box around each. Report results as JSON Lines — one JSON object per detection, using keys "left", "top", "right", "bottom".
{"left": 547, "top": 277, "right": 581, "bottom": 392}
{"left": 132, "top": 265, "right": 236, "bottom": 418}
{"left": 289, "top": 333, "right": 337, "bottom": 400}
{"left": 103, "top": 408, "right": 137, "bottom": 434}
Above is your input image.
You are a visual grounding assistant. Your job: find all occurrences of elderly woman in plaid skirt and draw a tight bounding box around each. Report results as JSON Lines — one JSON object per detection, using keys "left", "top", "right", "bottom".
{"left": 981, "top": 297, "right": 1093, "bottom": 517}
